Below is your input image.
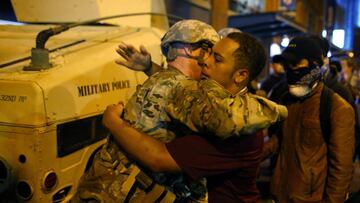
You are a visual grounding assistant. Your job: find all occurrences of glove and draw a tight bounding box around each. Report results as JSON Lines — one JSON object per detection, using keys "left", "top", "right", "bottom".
{"left": 115, "top": 42, "right": 152, "bottom": 72}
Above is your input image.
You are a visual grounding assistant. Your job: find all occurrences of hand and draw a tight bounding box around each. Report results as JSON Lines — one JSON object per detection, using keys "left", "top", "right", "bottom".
{"left": 115, "top": 42, "right": 152, "bottom": 72}
{"left": 102, "top": 102, "right": 125, "bottom": 129}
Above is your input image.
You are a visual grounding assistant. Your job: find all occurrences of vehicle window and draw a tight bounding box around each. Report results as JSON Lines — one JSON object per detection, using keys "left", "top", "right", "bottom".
{"left": 57, "top": 115, "right": 107, "bottom": 157}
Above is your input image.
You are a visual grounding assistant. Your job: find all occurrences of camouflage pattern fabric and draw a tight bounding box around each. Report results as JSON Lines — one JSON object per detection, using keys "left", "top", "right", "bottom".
{"left": 123, "top": 67, "right": 208, "bottom": 201}
{"left": 73, "top": 140, "right": 146, "bottom": 203}
{"left": 166, "top": 78, "right": 288, "bottom": 139}
{"left": 73, "top": 67, "right": 205, "bottom": 203}
{"left": 123, "top": 67, "right": 197, "bottom": 142}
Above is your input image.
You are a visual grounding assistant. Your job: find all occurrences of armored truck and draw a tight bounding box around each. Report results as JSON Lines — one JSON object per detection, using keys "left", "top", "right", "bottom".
{"left": 0, "top": 0, "right": 167, "bottom": 202}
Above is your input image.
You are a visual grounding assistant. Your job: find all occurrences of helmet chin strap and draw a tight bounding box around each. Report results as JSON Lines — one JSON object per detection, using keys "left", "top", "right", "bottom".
{"left": 196, "top": 49, "right": 207, "bottom": 67}
{"left": 167, "top": 46, "right": 207, "bottom": 67}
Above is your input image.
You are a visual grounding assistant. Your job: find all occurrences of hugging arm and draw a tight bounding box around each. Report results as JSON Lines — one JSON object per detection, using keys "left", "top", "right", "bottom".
{"left": 102, "top": 103, "right": 180, "bottom": 173}
{"left": 102, "top": 104, "right": 253, "bottom": 181}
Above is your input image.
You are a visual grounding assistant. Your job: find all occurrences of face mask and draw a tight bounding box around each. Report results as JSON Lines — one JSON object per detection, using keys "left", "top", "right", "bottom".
{"left": 288, "top": 84, "right": 312, "bottom": 97}
{"left": 286, "top": 66, "right": 321, "bottom": 85}
{"left": 286, "top": 65, "right": 321, "bottom": 98}
{"left": 320, "top": 63, "right": 330, "bottom": 77}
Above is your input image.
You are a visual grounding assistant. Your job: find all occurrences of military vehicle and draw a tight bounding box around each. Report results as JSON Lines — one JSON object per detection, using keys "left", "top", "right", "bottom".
{"left": 0, "top": 0, "right": 170, "bottom": 202}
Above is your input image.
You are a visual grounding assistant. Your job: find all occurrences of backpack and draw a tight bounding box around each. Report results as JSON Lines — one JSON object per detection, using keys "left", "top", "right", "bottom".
{"left": 319, "top": 85, "right": 333, "bottom": 144}
{"left": 320, "top": 85, "right": 360, "bottom": 160}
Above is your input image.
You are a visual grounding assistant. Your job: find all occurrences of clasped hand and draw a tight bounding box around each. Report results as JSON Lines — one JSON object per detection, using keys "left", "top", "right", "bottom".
{"left": 102, "top": 102, "right": 125, "bottom": 129}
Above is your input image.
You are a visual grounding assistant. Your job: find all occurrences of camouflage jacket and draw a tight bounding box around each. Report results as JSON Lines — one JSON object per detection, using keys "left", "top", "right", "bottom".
{"left": 166, "top": 78, "right": 288, "bottom": 139}
{"left": 123, "top": 66, "right": 195, "bottom": 143}
{"left": 74, "top": 67, "right": 200, "bottom": 203}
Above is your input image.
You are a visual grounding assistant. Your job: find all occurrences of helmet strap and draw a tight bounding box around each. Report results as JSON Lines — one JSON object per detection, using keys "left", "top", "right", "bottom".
{"left": 167, "top": 46, "right": 207, "bottom": 67}
{"left": 167, "top": 47, "right": 178, "bottom": 61}
{"left": 196, "top": 49, "right": 206, "bottom": 67}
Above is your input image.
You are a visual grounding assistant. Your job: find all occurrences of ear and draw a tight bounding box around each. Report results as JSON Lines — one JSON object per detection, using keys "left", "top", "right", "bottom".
{"left": 234, "top": 69, "right": 249, "bottom": 85}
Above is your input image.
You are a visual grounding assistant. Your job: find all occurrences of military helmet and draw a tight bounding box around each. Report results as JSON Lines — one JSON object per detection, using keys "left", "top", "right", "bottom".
{"left": 160, "top": 19, "right": 219, "bottom": 56}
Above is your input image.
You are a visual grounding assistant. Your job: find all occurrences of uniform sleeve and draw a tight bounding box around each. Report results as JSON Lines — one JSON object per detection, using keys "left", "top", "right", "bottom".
{"left": 325, "top": 94, "right": 355, "bottom": 203}
{"left": 124, "top": 71, "right": 185, "bottom": 142}
{"left": 166, "top": 79, "right": 288, "bottom": 139}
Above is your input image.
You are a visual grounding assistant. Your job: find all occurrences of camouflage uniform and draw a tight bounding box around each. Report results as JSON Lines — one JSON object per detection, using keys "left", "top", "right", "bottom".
{"left": 74, "top": 67, "right": 197, "bottom": 203}
{"left": 123, "top": 67, "right": 195, "bottom": 142}
{"left": 74, "top": 20, "right": 219, "bottom": 203}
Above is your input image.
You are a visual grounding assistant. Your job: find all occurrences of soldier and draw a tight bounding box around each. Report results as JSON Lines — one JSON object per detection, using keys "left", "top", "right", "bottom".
{"left": 74, "top": 19, "right": 218, "bottom": 203}
{"left": 74, "top": 21, "right": 286, "bottom": 202}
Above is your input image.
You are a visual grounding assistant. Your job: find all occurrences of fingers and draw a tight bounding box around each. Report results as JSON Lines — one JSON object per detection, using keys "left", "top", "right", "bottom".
{"left": 113, "top": 102, "right": 124, "bottom": 111}
{"left": 118, "top": 43, "right": 138, "bottom": 55}
{"left": 118, "top": 42, "right": 134, "bottom": 51}
{"left": 115, "top": 59, "right": 129, "bottom": 67}
{"left": 116, "top": 44, "right": 135, "bottom": 67}
{"left": 107, "top": 102, "right": 124, "bottom": 108}
{"left": 118, "top": 42, "right": 148, "bottom": 57}
{"left": 116, "top": 48, "right": 130, "bottom": 61}
{"left": 105, "top": 103, "right": 125, "bottom": 115}
{"left": 139, "top": 45, "right": 150, "bottom": 55}
{"left": 103, "top": 103, "right": 124, "bottom": 128}
{"left": 127, "top": 45, "right": 138, "bottom": 54}
{"left": 117, "top": 43, "right": 132, "bottom": 60}
{"left": 116, "top": 43, "right": 144, "bottom": 63}
{"left": 116, "top": 42, "right": 150, "bottom": 71}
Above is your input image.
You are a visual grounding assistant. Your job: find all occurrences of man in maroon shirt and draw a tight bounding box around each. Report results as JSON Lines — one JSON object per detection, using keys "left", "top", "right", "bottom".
{"left": 166, "top": 132, "right": 264, "bottom": 202}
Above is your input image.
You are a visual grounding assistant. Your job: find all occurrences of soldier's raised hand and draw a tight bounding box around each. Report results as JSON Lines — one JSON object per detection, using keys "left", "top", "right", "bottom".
{"left": 115, "top": 42, "right": 152, "bottom": 72}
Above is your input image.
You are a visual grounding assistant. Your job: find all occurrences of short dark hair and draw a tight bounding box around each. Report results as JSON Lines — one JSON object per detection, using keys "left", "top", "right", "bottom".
{"left": 227, "top": 32, "right": 266, "bottom": 81}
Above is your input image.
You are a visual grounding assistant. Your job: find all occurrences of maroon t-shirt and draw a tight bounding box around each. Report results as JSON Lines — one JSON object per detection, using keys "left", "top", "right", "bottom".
{"left": 165, "top": 132, "right": 263, "bottom": 203}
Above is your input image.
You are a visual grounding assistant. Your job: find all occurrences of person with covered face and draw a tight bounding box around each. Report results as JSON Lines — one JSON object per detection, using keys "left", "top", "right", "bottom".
{"left": 263, "top": 36, "right": 355, "bottom": 203}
